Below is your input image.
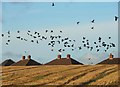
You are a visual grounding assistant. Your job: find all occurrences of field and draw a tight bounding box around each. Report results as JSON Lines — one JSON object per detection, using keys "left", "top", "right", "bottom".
{"left": 0, "top": 65, "right": 119, "bottom": 86}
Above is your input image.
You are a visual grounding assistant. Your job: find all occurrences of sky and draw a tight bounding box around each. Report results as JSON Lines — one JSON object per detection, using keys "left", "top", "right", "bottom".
{"left": 1, "top": 2, "right": 119, "bottom": 64}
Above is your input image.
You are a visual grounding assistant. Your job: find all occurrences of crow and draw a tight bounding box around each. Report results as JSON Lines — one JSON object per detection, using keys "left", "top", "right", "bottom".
{"left": 91, "top": 27, "right": 94, "bottom": 29}
{"left": 115, "top": 16, "right": 118, "bottom": 21}
{"left": 91, "top": 19, "right": 95, "bottom": 23}
{"left": 77, "top": 21, "right": 80, "bottom": 25}
{"left": 2, "top": 34, "right": 4, "bottom": 37}
{"left": 52, "top": 3, "right": 55, "bottom": 6}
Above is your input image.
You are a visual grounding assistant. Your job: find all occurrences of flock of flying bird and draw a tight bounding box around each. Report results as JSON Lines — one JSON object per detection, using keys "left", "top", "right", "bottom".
{"left": 1, "top": 3, "right": 118, "bottom": 54}
{"left": 1, "top": 28, "right": 116, "bottom": 53}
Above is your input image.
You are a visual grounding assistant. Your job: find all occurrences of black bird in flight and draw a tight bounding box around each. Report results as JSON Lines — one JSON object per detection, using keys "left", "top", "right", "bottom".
{"left": 96, "top": 45, "right": 98, "bottom": 48}
{"left": 94, "top": 42, "right": 97, "bottom": 44}
{"left": 91, "top": 27, "right": 94, "bottom": 29}
{"left": 7, "top": 40, "right": 10, "bottom": 42}
{"left": 83, "top": 44, "right": 86, "bottom": 47}
{"left": 58, "top": 49, "right": 62, "bottom": 52}
{"left": 31, "top": 40, "right": 34, "bottom": 42}
{"left": 38, "top": 35, "right": 40, "bottom": 37}
{"left": 36, "top": 40, "right": 39, "bottom": 44}
{"left": 60, "top": 31, "right": 62, "bottom": 33}
{"left": 57, "top": 41, "right": 60, "bottom": 44}
{"left": 6, "top": 43, "right": 9, "bottom": 45}
{"left": 87, "top": 46, "right": 90, "bottom": 49}
{"left": 64, "top": 41, "right": 68, "bottom": 44}
{"left": 48, "top": 43, "right": 51, "bottom": 46}
{"left": 97, "top": 49, "right": 99, "bottom": 52}
{"left": 110, "top": 45, "right": 112, "bottom": 48}
{"left": 78, "top": 47, "right": 82, "bottom": 50}
{"left": 16, "top": 36, "right": 20, "bottom": 39}
{"left": 115, "top": 16, "right": 118, "bottom": 21}
{"left": 72, "top": 49, "right": 74, "bottom": 51}
{"left": 17, "top": 31, "right": 20, "bottom": 33}
{"left": 8, "top": 31, "right": 10, "bottom": 34}
{"left": 24, "top": 39, "right": 27, "bottom": 41}
{"left": 68, "top": 45, "right": 70, "bottom": 47}
{"left": 82, "top": 41, "right": 85, "bottom": 43}
{"left": 63, "top": 49, "right": 65, "bottom": 51}
{"left": 28, "top": 30, "right": 30, "bottom": 32}
{"left": 73, "top": 40, "right": 76, "bottom": 42}
{"left": 83, "top": 37, "right": 86, "bottom": 40}
{"left": 33, "top": 36, "right": 37, "bottom": 38}
{"left": 91, "top": 19, "right": 95, "bottom": 23}
{"left": 88, "top": 58, "right": 91, "bottom": 60}
{"left": 109, "top": 37, "right": 111, "bottom": 39}
{"left": 2, "top": 34, "right": 4, "bottom": 37}
{"left": 69, "top": 40, "right": 72, "bottom": 42}
{"left": 8, "top": 35, "right": 10, "bottom": 38}
{"left": 105, "top": 50, "right": 107, "bottom": 52}
{"left": 87, "top": 42, "right": 89, "bottom": 45}
{"left": 106, "top": 47, "right": 109, "bottom": 50}
{"left": 86, "top": 39, "right": 89, "bottom": 42}
{"left": 52, "top": 3, "right": 54, "bottom": 6}
{"left": 71, "top": 44, "right": 74, "bottom": 47}
{"left": 61, "top": 39, "right": 64, "bottom": 42}
{"left": 51, "top": 30, "right": 53, "bottom": 33}
{"left": 77, "top": 21, "right": 80, "bottom": 25}
{"left": 45, "top": 30, "right": 48, "bottom": 33}
{"left": 55, "top": 36, "right": 57, "bottom": 39}
{"left": 98, "top": 37, "right": 101, "bottom": 41}
{"left": 34, "top": 32, "right": 37, "bottom": 34}
{"left": 21, "top": 38, "right": 23, "bottom": 40}
{"left": 90, "top": 47, "right": 93, "bottom": 51}
{"left": 99, "top": 40, "right": 101, "bottom": 43}
{"left": 37, "top": 33, "right": 40, "bottom": 35}
{"left": 51, "top": 49, "right": 54, "bottom": 51}
{"left": 58, "top": 35, "right": 61, "bottom": 38}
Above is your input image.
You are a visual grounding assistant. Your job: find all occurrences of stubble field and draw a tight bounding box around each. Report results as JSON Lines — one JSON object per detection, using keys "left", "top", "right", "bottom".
{"left": 0, "top": 64, "right": 119, "bottom": 86}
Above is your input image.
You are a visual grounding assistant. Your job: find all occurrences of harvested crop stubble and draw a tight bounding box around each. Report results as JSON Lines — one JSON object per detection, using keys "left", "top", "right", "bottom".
{"left": 90, "top": 71, "right": 119, "bottom": 85}
{"left": 24, "top": 65, "right": 87, "bottom": 85}
{"left": 3, "top": 65, "right": 79, "bottom": 85}
{"left": 1, "top": 65, "right": 119, "bottom": 86}
{"left": 25, "top": 65, "right": 104, "bottom": 85}
{"left": 67, "top": 65, "right": 118, "bottom": 85}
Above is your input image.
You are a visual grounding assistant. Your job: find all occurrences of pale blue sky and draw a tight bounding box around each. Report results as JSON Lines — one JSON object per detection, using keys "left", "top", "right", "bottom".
{"left": 2, "top": 2, "right": 118, "bottom": 31}
{"left": 1, "top": 2, "right": 118, "bottom": 64}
